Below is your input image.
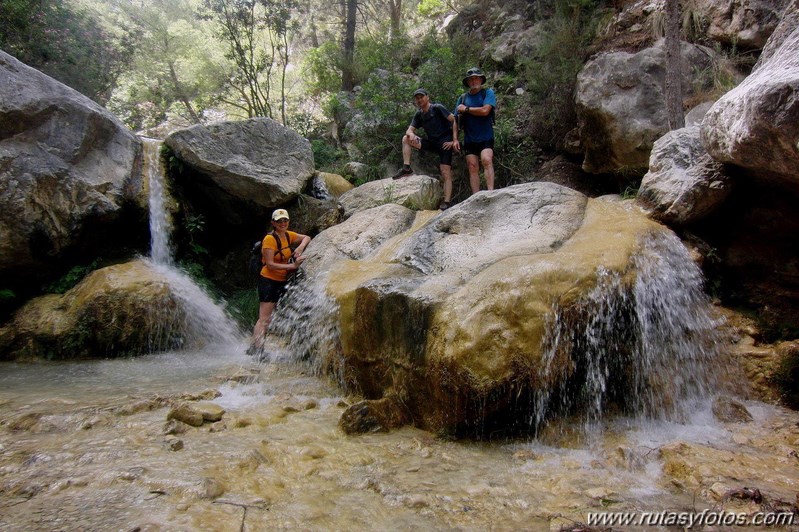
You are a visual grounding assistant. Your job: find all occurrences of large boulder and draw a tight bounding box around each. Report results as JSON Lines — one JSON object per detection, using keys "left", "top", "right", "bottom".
{"left": 575, "top": 40, "right": 715, "bottom": 174}
{"left": 281, "top": 183, "right": 723, "bottom": 435}
{"left": 637, "top": 126, "right": 732, "bottom": 226}
{"left": 696, "top": 0, "right": 786, "bottom": 50}
{"left": 701, "top": 3, "right": 799, "bottom": 184}
{"left": 337, "top": 175, "right": 442, "bottom": 219}
{"left": 598, "top": 0, "right": 784, "bottom": 52}
{"left": 164, "top": 118, "right": 314, "bottom": 211}
{"left": 0, "top": 259, "right": 241, "bottom": 360}
{"left": 0, "top": 50, "right": 143, "bottom": 284}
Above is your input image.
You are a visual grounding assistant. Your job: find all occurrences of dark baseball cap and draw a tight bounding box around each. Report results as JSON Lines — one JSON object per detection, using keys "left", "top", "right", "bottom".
{"left": 413, "top": 88, "right": 428, "bottom": 97}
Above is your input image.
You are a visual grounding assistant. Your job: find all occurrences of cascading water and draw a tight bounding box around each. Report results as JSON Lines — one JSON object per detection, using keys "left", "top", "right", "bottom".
{"left": 534, "top": 230, "right": 726, "bottom": 432}
{"left": 264, "top": 272, "right": 343, "bottom": 378}
{"left": 140, "top": 138, "right": 243, "bottom": 349}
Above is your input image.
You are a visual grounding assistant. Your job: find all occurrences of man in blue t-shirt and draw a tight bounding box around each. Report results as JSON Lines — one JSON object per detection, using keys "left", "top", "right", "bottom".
{"left": 454, "top": 67, "right": 496, "bottom": 194}
{"left": 391, "top": 88, "right": 460, "bottom": 210}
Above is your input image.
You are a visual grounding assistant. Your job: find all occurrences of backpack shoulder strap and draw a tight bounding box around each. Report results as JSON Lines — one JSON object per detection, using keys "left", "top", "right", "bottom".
{"left": 269, "top": 232, "right": 287, "bottom": 252}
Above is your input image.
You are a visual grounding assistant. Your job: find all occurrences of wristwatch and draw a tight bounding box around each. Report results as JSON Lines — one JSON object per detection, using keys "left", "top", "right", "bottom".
{"left": 465, "top": 106, "right": 470, "bottom": 113}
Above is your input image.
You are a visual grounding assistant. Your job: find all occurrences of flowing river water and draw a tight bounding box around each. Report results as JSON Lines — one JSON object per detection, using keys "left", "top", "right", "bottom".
{"left": 1, "top": 141, "right": 798, "bottom": 530}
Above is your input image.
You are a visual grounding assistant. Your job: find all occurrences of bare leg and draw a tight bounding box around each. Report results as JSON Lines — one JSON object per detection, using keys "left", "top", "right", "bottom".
{"left": 481, "top": 148, "right": 495, "bottom": 191}
{"left": 401, "top": 134, "right": 419, "bottom": 166}
{"left": 252, "top": 301, "right": 275, "bottom": 348}
{"left": 466, "top": 154, "right": 480, "bottom": 194}
{"left": 439, "top": 164, "right": 453, "bottom": 202}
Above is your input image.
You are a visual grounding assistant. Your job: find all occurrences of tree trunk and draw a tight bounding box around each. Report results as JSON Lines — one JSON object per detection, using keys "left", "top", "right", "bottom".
{"left": 664, "top": 0, "right": 684, "bottom": 130}
{"left": 167, "top": 61, "right": 201, "bottom": 123}
{"left": 341, "top": 0, "right": 357, "bottom": 91}
{"left": 389, "top": 0, "right": 401, "bottom": 41}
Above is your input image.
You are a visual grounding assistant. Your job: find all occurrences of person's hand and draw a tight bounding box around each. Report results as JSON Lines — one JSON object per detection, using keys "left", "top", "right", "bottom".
{"left": 457, "top": 104, "right": 468, "bottom": 114}
{"left": 442, "top": 141, "right": 455, "bottom": 151}
{"left": 294, "top": 255, "right": 306, "bottom": 267}
{"left": 452, "top": 140, "right": 461, "bottom": 153}
{"left": 410, "top": 135, "right": 422, "bottom": 149}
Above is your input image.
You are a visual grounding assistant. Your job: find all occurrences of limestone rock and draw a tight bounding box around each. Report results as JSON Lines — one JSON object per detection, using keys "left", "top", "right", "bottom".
{"left": 637, "top": 126, "right": 732, "bottom": 225}
{"left": 167, "top": 404, "right": 205, "bottom": 427}
{"left": 0, "top": 51, "right": 143, "bottom": 283}
{"left": 342, "top": 162, "right": 369, "bottom": 181}
{"left": 300, "top": 203, "right": 419, "bottom": 278}
{"left": 317, "top": 171, "right": 354, "bottom": 198}
{"left": 339, "top": 397, "right": 410, "bottom": 434}
{"left": 701, "top": 17, "right": 799, "bottom": 184}
{"left": 711, "top": 396, "right": 753, "bottom": 423}
{"left": 576, "top": 40, "right": 716, "bottom": 174}
{"left": 164, "top": 118, "right": 314, "bottom": 210}
{"left": 301, "top": 182, "right": 722, "bottom": 434}
{"left": 697, "top": 0, "right": 786, "bottom": 50}
{"left": 0, "top": 260, "right": 196, "bottom": 360}
{"left": 193, "top": 402, "right": 225, "bottom": 422}
{"left": 337, "top": 175, "right": 442, "bottom": 219}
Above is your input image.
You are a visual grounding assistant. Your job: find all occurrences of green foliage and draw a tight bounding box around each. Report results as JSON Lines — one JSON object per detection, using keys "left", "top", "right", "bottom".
{"left": 108, "top": 0, "right": 230, "bottom": 130}
{"left": 311, "top": 139, "right": 347, "bottom": 173}
{"left": 0, "top": 0, "right": 131, "bottom": 103}
{"left": 302, "top": 41, "right": 342, "bottom": 94}
{"left": 227, "top": 288, "right": 260, "bottom": 329}
{"left": 515, "top": 0, "right": 600, "bottom": 150}
{"left": 417, "top": 0, "right": 447, "bottom": 17}
{"left": 45, "top": 259, "right": 101, "bottom": 294}
{"left": 0, "top": 289, "right": 16, "bottom": 302}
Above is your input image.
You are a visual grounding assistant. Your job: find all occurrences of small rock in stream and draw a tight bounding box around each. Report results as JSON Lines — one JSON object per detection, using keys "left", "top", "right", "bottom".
{"left": 165, "top": 436, "right": 184, "bottom": 451}
{"left": 167, "top": 404, "right": 204, "bottom": 427}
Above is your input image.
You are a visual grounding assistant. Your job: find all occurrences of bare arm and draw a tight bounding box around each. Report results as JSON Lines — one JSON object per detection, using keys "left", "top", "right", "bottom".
{"left": 291, "top": 233, "right": 311, "bottom": 258}
{"left": 456, "top": 103, "right": 493, "bottom": 117}
{"left": 263, "top": 247, "right": 300, "bottom": 271}
{"left": 443, "top": 114, "right": 460, "bottom": 152}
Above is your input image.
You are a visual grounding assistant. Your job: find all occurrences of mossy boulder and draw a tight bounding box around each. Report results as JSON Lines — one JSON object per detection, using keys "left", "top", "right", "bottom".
{"left": 0, "top": 260, "right": 185, "bottom": 360}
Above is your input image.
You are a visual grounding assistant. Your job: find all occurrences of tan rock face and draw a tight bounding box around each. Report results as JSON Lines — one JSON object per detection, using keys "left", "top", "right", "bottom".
{"left": 289, "top": 183, "right": 724, "bottom": 435}
{"left": 337, "top": 175, "right": 443, "bottom": 219}
{"left": 0, "top": 260, "right": 183, "bottom": 360}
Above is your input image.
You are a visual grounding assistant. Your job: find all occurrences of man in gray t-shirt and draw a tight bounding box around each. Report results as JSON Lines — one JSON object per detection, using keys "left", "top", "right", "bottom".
{"left": 391, "top": 88, "right": 460, "bottom": 210}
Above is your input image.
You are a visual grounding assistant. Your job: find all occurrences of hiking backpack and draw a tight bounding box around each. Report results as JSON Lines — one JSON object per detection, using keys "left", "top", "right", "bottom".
{"left": 248, "top": 232, "right": 290, "bottom": 280}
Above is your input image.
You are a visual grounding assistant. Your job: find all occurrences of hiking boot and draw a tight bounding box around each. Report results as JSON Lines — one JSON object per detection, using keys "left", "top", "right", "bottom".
{"left": 391, "top": 166, "right": 413, "bottom": 180}
{"left": 439, "top": 201, "right": 451, "bottom": 211}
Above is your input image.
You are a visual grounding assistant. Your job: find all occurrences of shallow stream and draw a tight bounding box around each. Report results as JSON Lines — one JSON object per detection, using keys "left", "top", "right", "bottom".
{"left": 1, "top": 344, "right": 798, "bottom": 531}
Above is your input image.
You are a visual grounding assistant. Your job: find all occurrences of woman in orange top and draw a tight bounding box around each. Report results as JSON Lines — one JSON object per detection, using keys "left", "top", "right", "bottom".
{"left": 252, "top": 209, "right": 311, "bottom": 349}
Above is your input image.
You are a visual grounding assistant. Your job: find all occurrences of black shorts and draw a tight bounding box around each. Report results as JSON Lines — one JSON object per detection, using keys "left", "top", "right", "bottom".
{"left": 257, "top": 276, "right": 288, "bottom": 303}
{"left": 464, "top": 139, "right": 495, "bottom": 157}
{"left": 419, "top": 138, "right": 453, "bottom": 166}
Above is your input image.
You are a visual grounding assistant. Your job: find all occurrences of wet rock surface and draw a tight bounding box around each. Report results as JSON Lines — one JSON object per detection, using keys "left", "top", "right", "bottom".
{"left": 311, "top": 182, "right": 722, "bottom": 435}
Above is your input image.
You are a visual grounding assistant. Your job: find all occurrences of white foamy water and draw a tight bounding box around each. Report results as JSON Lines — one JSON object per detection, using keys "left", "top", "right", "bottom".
{"left": 140, "top": 137, "right": 245, "bottom": 350}
{"left": 143, "top": 138, "right": 172, "bottom": 266}
{"left": 535, "top": 230, "right": 725, "bottom": 431}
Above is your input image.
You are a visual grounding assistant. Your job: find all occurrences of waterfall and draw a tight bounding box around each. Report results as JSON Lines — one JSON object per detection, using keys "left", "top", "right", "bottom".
{"left": 534, "top": 230, "right": 725, "bottom": 431}
{"left": 143, "top": 139, "right": 172, "bottom": 265}
{"left": 141, "top": 138, "right": 244, "bottom": 349}
{"left": 263, "top": 274, "right": 344, "bottom": 379}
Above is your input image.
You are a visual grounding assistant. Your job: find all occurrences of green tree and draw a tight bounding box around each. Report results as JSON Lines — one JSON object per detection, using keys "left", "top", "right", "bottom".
{"left": 0, "top": 0, "right": 131, "bottom": 103}
{"left": 200, "top": 0, "right": 298, "bottom": 121}
{"left": 107, "top": 0, "right": 229, "bottom": 130}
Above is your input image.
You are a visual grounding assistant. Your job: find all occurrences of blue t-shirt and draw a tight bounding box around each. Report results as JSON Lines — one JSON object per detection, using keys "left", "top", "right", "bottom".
{"left": 454, "top": 88, "right": 496, "bottom": 143}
